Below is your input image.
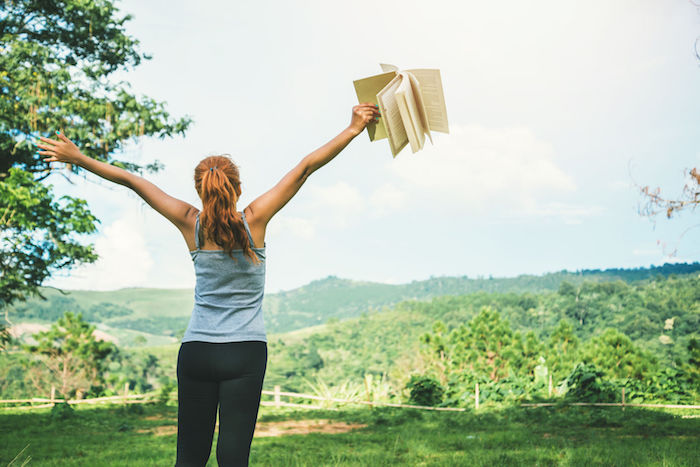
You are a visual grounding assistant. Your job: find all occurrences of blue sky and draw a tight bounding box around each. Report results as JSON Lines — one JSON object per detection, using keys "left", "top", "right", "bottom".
{"left": 46, "top": 0, "right": 700, "bottom": 293}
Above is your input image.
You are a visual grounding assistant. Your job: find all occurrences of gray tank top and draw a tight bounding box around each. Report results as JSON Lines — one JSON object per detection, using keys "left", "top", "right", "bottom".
{"left": 181, "top": 211, "right": 267, "bottom": 343}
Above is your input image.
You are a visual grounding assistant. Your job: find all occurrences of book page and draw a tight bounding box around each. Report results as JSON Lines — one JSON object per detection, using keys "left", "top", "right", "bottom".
{"left": 395, "top": 73, "right": 425, "bottom": 153}
{"left": 353, "top": 71, "right": 396, "bottom": 141}
{"left": 376, "top": 75, "right": 408, "bottom": 157}
{"left": 407, "top": 72, "right": 432, "bottom": 145}
{"left": 406, "top": 69, "right": 449, "bottom": 133}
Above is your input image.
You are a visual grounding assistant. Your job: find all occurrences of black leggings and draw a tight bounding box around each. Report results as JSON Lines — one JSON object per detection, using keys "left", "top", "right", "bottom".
{"left": 176, "top": 340, "right": 267, "bottom": 467}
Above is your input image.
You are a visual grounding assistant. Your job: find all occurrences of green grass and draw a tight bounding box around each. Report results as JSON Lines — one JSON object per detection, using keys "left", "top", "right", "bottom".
{"left": 1, "top": 403, "right": 698, "bottom": 466}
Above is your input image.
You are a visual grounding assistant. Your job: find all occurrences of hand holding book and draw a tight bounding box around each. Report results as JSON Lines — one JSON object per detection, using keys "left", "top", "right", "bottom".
{"left": 347, "top": 103, "right": 381, "bottom": 137}
{"left": 353, "top": 64, "right": 449, "bottom": 157}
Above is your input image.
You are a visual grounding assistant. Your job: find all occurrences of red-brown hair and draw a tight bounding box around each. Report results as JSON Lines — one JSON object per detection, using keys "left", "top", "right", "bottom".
{"left": 194, "top": 155, "right": 260, "bottom": 264}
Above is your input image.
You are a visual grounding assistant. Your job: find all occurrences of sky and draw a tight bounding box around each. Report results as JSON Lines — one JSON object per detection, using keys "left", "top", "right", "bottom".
{"left": 45, "top": 0, "right": 700, "bottom": 293}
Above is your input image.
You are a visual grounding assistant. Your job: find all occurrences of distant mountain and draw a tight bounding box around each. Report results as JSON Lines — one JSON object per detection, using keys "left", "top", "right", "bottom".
{"left": 262, "top": 263, "right": 700, "bottom": 331}
{"left": 7, "top": 262, "right": 700, "bottom": 345}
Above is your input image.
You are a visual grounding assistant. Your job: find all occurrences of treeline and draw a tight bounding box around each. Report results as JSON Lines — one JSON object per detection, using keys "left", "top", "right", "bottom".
{"left": 9, "top": 263, "right": 700, "bottom": 339}
{"left": 2, "top": 271, "right": 699, "bottom": 406}
{"left": 264, "top": 274, "right": 700, "bottom": 405}
{"left": 264, "top": 262, "right": 700, "bottom": 332}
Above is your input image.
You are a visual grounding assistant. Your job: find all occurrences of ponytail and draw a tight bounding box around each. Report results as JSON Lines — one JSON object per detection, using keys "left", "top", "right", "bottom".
{"left": 194, "top": 155, "right": 260, "bottom": 264}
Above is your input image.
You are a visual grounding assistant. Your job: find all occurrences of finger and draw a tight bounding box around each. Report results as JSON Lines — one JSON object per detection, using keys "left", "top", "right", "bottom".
{"left": 37, "top": 150, "right": 56, "bottom": 156}
{"left": 44, "top": 157, "right": 58, "bottom": 163}
{"left": 38, "top": 136, "right": 60, "bottom": 145}
{"left": 56, "top": 131, "right": 70, "bottom": 143}
{"left": 35, "top": 143, "right": 54, "bottom": 150}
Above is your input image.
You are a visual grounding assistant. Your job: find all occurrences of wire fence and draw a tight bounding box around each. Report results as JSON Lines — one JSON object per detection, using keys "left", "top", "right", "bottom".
{"left": 2, "top": 384, "right": 699, "bottom": 412}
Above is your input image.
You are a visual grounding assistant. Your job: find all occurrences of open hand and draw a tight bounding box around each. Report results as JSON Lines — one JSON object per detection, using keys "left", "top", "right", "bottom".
{"left": 348, "top": 103, "right": 380, "bottom": 136}
{"left": 36, "top": 132, "right": 86, "bottom": 165}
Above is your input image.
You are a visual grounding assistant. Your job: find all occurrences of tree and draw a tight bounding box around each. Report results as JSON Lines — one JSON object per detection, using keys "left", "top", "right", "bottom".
{"left": 25, "top": 311, "right": 117, "bottom": 398}
{"left": 639, "top": 168, "right": 700, "bottom": 220}
{"left": 582, "top": 328, "right": 656, "bottom": 380}
{"left": 422, "top": 308, "right": 522, "bottom": 383}
{"left": 546, "top": 319, "right": 579, "bottom": 381}
{"left": 0, "top": 0, "right": 191, "bottom": 310}
{"left": 0, "top": 168, "right": 97, "bottom": 306}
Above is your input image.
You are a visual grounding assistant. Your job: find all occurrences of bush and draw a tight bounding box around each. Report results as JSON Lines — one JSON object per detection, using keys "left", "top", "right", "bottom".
{"left": 564, "top": 363, "right": 617, "bottom": 402}
{"left": 405, "top": 375, "right": 445, "bottom": 407}
{"left": 50, "top": 402, "right": 74, "bottom": 420}
{"left": 158, "top": 381, "right": 176, "bottom": 405}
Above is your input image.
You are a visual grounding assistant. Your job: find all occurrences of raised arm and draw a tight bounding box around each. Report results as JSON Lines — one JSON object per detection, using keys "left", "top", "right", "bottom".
{"left": 246, "top": 103, "right": 380, "bottom": 230}
{"left": 36, "top": 133, "right": 196, "bottom": 232}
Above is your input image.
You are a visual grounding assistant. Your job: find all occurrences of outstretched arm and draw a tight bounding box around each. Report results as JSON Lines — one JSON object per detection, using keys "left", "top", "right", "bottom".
{"left": 246, "top": 103, "right": 380, "bottom": 230}
{"left": 36, "top": 133, "right": 196, "bottom": 231}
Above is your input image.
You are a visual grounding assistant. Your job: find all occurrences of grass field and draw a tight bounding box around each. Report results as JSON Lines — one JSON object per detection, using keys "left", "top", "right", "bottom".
{"left": 1, "top": 402, "right": 698, "bottom": 466}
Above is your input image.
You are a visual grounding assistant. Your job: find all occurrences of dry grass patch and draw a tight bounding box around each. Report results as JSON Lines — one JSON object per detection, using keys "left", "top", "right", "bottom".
{"left": 137, "top": 419, "right": 367, "bottom": 438}
{"left": 254, "top": 419, "right": 367, "bottom": 437}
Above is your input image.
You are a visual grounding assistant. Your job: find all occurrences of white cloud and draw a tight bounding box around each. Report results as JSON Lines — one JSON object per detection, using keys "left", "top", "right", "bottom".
{"left": 308, "top": 181, "right": 364, "bottom": 228}
{"left": 521, "top": 202, "right": 605, "bottom": 225}
{"left": 267, "top": 215, "right": 317, "bottom": 240}
{"left": 47, "top": 209, "right": 154, "bottom": 290}
{"left": 389, "top": 125, "right": 576, "bottom": 213}
{"left": 369, "top": 183, "right": 408, "bottom": 216}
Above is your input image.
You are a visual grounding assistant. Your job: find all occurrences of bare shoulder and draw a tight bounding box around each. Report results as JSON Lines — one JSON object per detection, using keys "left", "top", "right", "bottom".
{"left": 182, "top": 206, "right": 200, "bottom": 230}
{"left": 176, "top": 207, "right": 199, "bottom": 249}
{"left": 243, "top": 205, "right": 266, "bottom": 248}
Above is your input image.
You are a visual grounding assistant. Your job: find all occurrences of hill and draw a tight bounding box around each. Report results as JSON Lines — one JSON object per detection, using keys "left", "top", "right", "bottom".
{"left": 7, "top": 262, "right": 700, "bottom": 346}
{"left": 263, "top": 273, "right": 700, "bottom": 397}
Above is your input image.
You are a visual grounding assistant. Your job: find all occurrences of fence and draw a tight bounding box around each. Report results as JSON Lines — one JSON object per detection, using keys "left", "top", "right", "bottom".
{"left": 0, "top": 383, "right": 149, "bottom": 410}
{"left": 2, "top": 383, "right": 699, "bottom": 412}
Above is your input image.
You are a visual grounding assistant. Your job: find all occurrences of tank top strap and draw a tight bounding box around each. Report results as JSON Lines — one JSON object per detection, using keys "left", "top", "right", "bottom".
{"left": 241, "top": 212, "right": 256, "bottom": 248}
{"left": 195, "top": 212, "right": 203, "bottom": 249}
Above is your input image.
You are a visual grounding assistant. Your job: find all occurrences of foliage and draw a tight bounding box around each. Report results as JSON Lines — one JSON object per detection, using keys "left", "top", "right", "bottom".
{"left": 23, "top": 311, "right": 117, "bottom": 398}
{"left": 0, "top": 0, "right": 191, "bottom": 311}
{"left": 3, "top": 267, "right": 700, "bottom": 405}
{"left": 582, "top": 328, "right": 657, "bottom": 380}
{"left": 262, "top": 273, "right": 700, "bottom": 405}
{"left": 639, "top": 168, "right": 700, "bottom": 220}
{"left": 50, "top": 401, "right": 74, "bottom": 420}
{"left": 0, "top": 168, "right": 98, "bottom": 306}
{"left": 546, "top": 319, "right": 579, "bottom": 382}
{"left": 157, "top": 380, "right": 176, "bottom": 405}
{"left": 563, "top": 363, "right": 617, "bottom": 403}
{"left": 405, "top": 375, "right": 444, "bottom": 407}
{"left": 302, "top": 376, "right": 363, "bottom": 409}
{"left": 7, "top": 262, "right": 700, "bottom": 337}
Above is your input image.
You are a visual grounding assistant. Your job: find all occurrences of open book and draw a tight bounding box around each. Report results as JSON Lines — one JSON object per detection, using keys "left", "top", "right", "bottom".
{"left": 353, "top": 64, "right": 449, "bottom": 157}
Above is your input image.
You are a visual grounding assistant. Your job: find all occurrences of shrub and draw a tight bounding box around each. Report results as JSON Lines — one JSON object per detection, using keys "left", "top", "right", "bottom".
{"left": 564, "top": 363, "right": 617, "bottom": 402}
{"left": 405, "top": 375, "right": 445, "bottom": 407}
{"left": 50, "top": 402, "right": 74, "bottom": 420}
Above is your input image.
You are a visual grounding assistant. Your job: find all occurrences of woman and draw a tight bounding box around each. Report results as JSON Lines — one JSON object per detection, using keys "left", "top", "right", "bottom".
{"left": 36, "top": 103, "right": 380, "bottom": 466}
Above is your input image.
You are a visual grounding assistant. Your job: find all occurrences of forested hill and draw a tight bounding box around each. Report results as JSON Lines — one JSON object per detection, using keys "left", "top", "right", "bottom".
{"left": 8, "top": 262, "right": 700, "bottom": 344}
{"left": 263, "top": 263, "right": 700, "bottom": 331}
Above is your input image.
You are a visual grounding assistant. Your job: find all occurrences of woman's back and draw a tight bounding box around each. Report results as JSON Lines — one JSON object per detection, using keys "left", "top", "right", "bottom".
{"left": 182, "top": 211, "right": 267, "bottom": 343}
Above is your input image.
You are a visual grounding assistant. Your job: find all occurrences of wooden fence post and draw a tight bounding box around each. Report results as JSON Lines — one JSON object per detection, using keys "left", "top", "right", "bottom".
{"left": 50, "top": 386, "right": 56, "bottom": 406}
{"left": 274, "top": 385, "right": 281, "bottom": 409}
{"left": 124, "top": 382, "right": 129, "bottom": 406}
{"left": 475, "top": 382, "right": 479, "bottom": 410}
{"left": 548, "top": 374, "right": 552, "bottom": 397}
{"left": 364, "top": 374, "right": 373, "bottom": 409}
{"left": 621, "top": 387, "right": 625, "bottom": 411}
